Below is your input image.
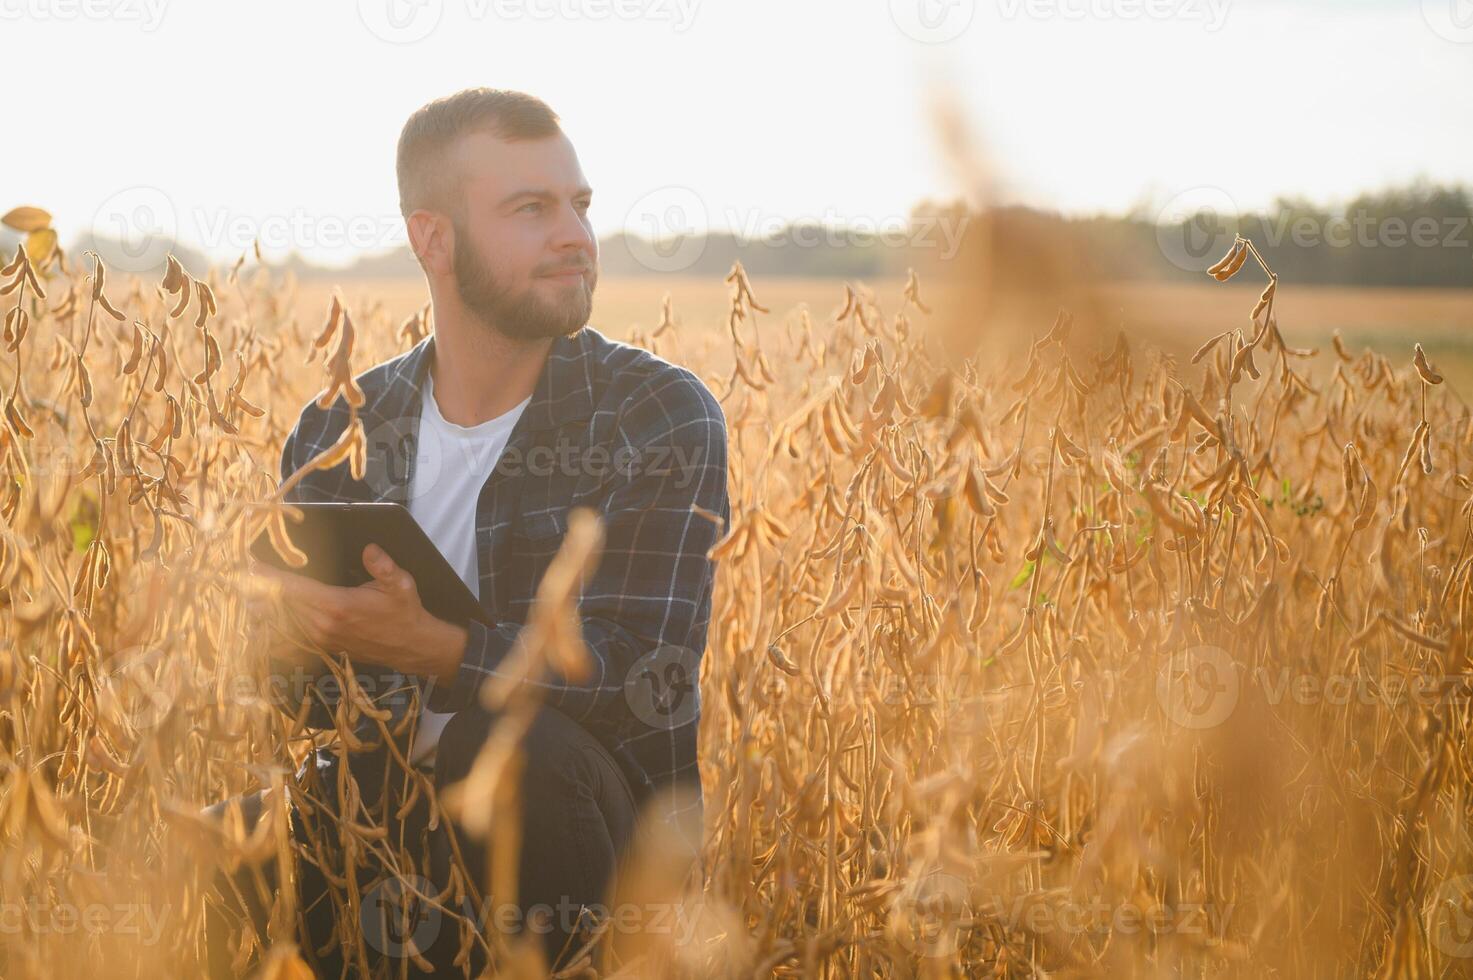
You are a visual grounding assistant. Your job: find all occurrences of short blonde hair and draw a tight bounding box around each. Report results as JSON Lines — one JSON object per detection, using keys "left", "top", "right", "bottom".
{"left": 395, "top": 88, "right": 561, "bottom": 218}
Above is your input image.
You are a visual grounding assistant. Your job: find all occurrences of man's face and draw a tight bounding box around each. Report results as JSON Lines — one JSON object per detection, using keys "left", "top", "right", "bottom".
{"left": 446, "top": 130, "right": 598, "bottom": 340}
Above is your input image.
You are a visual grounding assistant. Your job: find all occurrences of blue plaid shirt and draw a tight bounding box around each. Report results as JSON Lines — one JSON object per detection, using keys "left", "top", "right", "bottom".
{"left": 275, "top": 326, "right": 729, "bottom": 811}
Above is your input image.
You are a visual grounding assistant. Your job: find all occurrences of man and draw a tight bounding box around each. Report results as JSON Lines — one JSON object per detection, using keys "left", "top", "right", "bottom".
{"left": 208, "top": 88, "right": 729, "bottom": 975}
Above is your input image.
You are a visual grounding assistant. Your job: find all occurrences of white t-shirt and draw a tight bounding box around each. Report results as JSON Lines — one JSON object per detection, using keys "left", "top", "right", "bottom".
{"left": 406, "top": 372, "right": 530, "bottom": 765}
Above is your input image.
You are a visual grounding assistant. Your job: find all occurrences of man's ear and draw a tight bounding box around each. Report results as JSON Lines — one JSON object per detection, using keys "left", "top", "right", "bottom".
{"left": 406, "top": 209, "right": 453, "bottom": 276}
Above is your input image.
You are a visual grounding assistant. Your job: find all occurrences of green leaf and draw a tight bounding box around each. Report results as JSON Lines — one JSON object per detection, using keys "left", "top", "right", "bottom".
{"left": 72, "top": 518, "right": 94, "bottom": 553}
{"left": 1010, "top": 560, "right": 1035, "bottom": 590}
{"left": 69, "top": 495, "right": 98, "bottom": 552}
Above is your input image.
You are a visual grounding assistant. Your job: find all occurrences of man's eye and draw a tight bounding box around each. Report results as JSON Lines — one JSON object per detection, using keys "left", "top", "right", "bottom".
{"left": 519, "top": 202, "right": 543, "bottom": 214}
{"left": 575, "top": 199, "right": 591, "bottom": 213}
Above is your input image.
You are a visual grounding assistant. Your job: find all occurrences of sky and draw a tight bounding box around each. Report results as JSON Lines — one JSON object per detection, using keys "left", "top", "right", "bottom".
{"left": 6, "top": 0, "right": 1472, "bottom": 267}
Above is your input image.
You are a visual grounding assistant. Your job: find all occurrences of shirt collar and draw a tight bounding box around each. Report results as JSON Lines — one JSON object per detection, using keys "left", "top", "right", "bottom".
{"left": 365, "top": 326, "right": 598, "bottom": 436}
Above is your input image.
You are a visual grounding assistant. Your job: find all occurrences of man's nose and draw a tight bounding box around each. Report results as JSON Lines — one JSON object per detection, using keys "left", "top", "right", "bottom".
{"left": 550, "top": 202, "right": 596, "bottom": 257}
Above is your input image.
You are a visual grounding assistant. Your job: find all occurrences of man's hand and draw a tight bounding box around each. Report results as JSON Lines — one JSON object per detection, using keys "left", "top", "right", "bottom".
{"left": 247, "top": 544, "right": 469, "bottom": 684}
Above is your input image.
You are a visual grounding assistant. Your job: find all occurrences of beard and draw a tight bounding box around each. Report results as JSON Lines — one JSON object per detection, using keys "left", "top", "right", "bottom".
{"left": 451, "top": 219, "right": 596, "bottom": 341}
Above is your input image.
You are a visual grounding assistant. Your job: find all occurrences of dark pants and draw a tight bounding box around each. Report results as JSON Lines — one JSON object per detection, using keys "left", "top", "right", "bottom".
{"left": 205, "top": 704, "right": 638, "bottom": 976}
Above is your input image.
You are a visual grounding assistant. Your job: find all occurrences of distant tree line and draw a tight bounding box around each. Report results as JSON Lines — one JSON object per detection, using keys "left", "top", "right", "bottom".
{"left": 599, "top": 182, "right": 1473, "bottom": 287}
{"left": 9, "top": 182, "right": 1468, "bottom": 287}
{"left": 1094, "top": 182, "right": 1473, "bottom": 288}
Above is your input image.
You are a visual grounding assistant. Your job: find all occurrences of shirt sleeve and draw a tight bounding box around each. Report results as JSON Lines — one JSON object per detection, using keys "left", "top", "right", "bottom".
{"left": 264, "top": 409, "right": 414, "bottom": 733}
{"left": 261, "top": 416, "right": 330, "bottom": 728}
{"left": 422, "top": 376, "right": 730, "bottom": 740}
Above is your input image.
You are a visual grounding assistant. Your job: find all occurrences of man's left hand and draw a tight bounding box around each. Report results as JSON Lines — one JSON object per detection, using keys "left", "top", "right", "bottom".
{"left": 248, "top": 544, "right": 468, "bottom": 684}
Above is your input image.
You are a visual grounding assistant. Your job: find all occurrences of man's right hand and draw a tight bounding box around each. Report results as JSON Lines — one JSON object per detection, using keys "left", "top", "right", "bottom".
{"left": 244, "top": 561, "right": 333, "bottom": 674}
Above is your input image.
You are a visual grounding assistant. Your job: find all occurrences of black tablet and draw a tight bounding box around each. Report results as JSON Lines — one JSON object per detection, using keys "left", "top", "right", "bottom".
{"left": 249, "top": 502, "right": 493, "bottom": 627}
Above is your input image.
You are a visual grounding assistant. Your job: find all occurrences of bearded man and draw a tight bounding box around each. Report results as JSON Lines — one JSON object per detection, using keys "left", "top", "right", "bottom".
{"left": 206, "top": 88, "right": 728, "bottom": 977}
